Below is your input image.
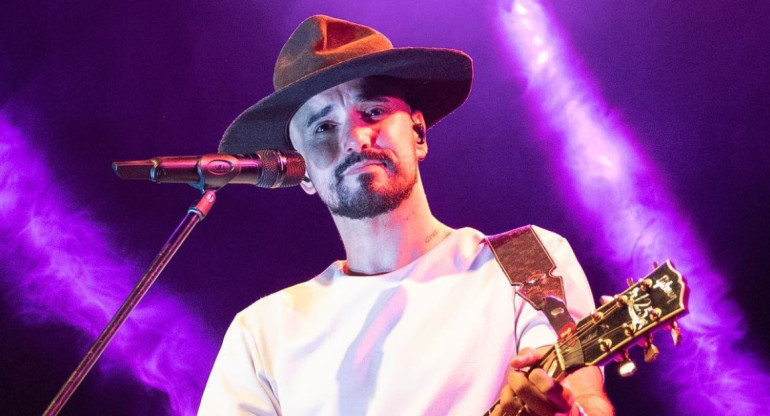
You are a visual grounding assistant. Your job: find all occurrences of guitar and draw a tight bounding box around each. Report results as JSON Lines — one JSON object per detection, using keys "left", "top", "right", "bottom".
{"left": 484, "top": 260, "right": 689, "bottom": 415}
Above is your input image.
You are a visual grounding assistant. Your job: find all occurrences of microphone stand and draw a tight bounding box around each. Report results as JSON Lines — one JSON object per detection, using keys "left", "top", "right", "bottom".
{"left": 43, "top": 189, "right": 218, "bottom": 416}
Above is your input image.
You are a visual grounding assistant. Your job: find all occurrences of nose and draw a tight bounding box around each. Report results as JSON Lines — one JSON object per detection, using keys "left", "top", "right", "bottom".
{"left": 344, "top": 125, "right": 377, "bottom": 153}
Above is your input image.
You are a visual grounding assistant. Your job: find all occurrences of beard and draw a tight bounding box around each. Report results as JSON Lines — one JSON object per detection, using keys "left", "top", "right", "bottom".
{"left": 324, "top": 150, "right": 417, "bottom": 220}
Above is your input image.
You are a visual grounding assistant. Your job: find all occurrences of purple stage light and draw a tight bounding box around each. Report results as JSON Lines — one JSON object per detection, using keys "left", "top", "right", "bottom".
{"left": 497, "top": 0, "right": 770, "bottom": 414}
{"left": 0, "top": 113, "right": 217, "bottom": 415}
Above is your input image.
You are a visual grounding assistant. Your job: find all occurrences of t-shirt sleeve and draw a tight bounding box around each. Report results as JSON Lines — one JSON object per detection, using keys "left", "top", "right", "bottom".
{"left": 198, "top": 312, "right": 281, "bottom": 416}
{"left": 515, "top": 226, "right": 596, "bottom": 352}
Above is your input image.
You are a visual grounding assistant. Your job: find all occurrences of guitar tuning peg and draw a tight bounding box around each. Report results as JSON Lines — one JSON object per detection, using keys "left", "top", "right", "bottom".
{"left": 615, "top": 350, "right": 637, "bottom": 377}
{"left": 652, "top": 261, "right": 659, "bottom": 269}
{"left": 643, "top": 334, "right": 659, "bottom": 363}
{"left": 614, "top": 294, "right": 629, "bottom": 307}
{"left": 648, "top": 307, "right": 662, "bottom": 321}
{"left": 626, "top": 278, "right": 634, "bottom": 287}
{"left": 670, "top": 321, "right": 682, "bottom": 346}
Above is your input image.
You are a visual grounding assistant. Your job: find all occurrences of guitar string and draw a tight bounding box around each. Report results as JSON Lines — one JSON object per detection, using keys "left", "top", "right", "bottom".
{"left": 489, "top": 301, "right": 651, "bottom": 415}
{"left": 553, "top": 286, "right": 660, "bottom": 346}
{"left": 556, "top": 302, "right": 622, "bottom": 345}
{"left": 566, "top": 272, "right": 682, "bottom": 341}
{"left": 536, "top": 321, "right": 631, "bottom": 377}
{"left": 552, "top": 307, "right": 663, "bottom": 365}
{"left": 533, "top": 303, "right": 622, "bottom": 372}
{"left": 566, "top": 294, "right": 674, "bottom": 348}
{"left": 539, "top": 300, "right": 648, "bottom": 368}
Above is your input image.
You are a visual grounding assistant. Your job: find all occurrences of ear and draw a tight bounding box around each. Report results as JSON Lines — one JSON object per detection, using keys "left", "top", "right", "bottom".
{"left": 411, "top": 110, "right": 427, "bottom": 161}
{"left": 300, "top": 176, "right": 317, "bottom": 195}
{"left": 287, "top": 127, "right": 317, "bottom": 195}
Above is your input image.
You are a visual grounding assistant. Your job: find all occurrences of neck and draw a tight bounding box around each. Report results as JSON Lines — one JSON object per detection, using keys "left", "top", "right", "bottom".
{"left": 332, "top": 181, "right": 452, "bottom": 275}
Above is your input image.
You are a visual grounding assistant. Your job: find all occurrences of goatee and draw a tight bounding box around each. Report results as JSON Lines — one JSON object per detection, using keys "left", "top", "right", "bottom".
{"left": 327, "top": 150, "right": 416, "bottom": 220}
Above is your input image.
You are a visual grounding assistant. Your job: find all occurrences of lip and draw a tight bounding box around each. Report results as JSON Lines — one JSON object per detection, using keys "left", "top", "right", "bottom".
{"left": 342, "top": 160, "right": 387, "bottom": 175}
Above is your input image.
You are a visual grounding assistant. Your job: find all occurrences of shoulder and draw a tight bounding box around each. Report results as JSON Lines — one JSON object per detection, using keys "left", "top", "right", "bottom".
{"left": 530, "top": 225, "right": 581, "bottom": 266}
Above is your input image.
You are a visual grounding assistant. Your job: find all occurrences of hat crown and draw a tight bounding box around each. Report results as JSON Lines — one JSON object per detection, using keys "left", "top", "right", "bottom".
{"left": 273, "top": 15, "right": 393, "bottom": 90}
{"left": 220, "top": 15, "right": 472, "bottom": 155}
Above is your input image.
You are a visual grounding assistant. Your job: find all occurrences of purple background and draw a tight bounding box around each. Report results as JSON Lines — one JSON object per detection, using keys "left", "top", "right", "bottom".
{"left": 1, "top": 1, "right": 769, "bottom": 415}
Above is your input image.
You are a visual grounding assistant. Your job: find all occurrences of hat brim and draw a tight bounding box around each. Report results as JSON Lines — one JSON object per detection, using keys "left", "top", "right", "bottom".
{"left": 218, "top": 47, "right": 473, "bottom": 154}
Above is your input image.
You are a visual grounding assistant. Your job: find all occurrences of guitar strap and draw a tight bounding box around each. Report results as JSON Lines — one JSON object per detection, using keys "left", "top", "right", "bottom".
{"left": 486, "top": 225, "right": 576, "bottom": 342}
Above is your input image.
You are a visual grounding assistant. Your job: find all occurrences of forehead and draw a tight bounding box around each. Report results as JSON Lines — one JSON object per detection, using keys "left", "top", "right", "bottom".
{"left": 294, "top": 76, "right": 408, "bottom": 116}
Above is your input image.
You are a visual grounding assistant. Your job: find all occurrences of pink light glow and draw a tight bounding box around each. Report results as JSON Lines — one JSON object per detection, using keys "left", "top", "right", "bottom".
{"left": 497, "top": 0, "right": 770, "bottom": 413}
{"left": 0, "top": 112, "right": 217, "bottom": 415}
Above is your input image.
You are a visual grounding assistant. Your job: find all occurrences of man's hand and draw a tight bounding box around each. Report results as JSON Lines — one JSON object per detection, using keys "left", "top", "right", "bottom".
{"left": 490, "top": 347, "right": 573, "bottom": 416}
{"left": 491, "top": 347, "right": 612, "bottom": 416}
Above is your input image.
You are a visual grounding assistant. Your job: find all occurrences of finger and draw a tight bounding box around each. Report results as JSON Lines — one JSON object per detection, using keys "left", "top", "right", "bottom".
{"left": 599, "top": 295, "right": 613, "bottom": 305}
{"left": 488, "top": 398, "right": 503, "bottom": 416}
{"left": 509, "top": 370, "right": 551, "bottom": 416}
{"left": 507, "top": 367, "right": 530, "bottom": 392}
{"left": 514, "top": 383, "right": 551, "bottom": 416}
{"left": 510, "top": 347, "right": 541, "bottom": 369}
{"left": 491, "top": 385, "right": 520, "bottom": 416}
{"left": 500, "top": 384, "right": 515, "bottom": 406}
{"left": 528, "top": 368, "right": 572, "bottom": 413}
{"left": 509, "top": 368, "right": 567, "bottom": 416}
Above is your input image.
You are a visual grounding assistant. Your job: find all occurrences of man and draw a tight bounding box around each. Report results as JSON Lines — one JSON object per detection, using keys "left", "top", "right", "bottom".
{"left": 199, "top": 15, "right": 613, "bottom": 416}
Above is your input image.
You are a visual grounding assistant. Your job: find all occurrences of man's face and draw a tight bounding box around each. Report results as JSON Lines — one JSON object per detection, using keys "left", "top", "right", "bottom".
{"left": 288, "top": 77, "right": 427, "bottom": 220}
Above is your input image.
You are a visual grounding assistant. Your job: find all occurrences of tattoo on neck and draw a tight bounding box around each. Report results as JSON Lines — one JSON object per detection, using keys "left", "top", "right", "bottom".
{"left": 424, "top": 228, "right": 440, "bottom": 243}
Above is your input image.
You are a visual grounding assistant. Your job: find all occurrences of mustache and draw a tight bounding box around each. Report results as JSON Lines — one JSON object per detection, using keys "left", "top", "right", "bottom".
{"left": 334, "top": 149, "right": 394, "bottom": 178}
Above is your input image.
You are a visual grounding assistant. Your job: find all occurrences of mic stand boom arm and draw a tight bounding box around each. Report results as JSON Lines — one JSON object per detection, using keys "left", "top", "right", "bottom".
{"left": 43, "top": 190, "right": 218, "bottom": 416}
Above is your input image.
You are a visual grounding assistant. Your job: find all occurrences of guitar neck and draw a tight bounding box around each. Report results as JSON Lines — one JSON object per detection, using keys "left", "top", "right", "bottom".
{"left": 482, "top": 261, "right": 688, "bottom": 415}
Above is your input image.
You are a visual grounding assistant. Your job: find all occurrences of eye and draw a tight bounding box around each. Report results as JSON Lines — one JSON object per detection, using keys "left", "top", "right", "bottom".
{"left": 366, "top": 108, "right": 385, "bottom": 117}
{"left": 314, "top": 122, "right": 337, "bottom": 134}
{"left": 362, "top": 107, "right": 389, "bottom": 122}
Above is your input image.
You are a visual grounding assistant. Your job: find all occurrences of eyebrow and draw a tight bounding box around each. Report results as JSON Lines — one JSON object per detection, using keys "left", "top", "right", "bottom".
{"left": 354, "top": 94, "right": 390, "bottom": 104}
{"left": 305, "top": 105, "right": 333, "bottom": 129}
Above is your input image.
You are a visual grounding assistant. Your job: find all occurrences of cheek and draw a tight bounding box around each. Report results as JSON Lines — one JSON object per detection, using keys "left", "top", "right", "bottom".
{"left": 383, "top": 124, "right": 419, "bottom": 159}
{"left": 381, "top": 114, "right": 416, "bottom": 147}
{"left": 289, "top": 122, "right": 340, "bottom": 171}
{"left": 298, "top": 139, "right": 343, "bottom": 190}
{"left": 304, "top": 138, "right": 340, "bottom": 171}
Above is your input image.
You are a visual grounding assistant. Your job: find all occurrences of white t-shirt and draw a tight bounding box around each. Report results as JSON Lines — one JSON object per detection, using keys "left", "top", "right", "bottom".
{"left": 198, "top": 226, "right": 595, "bottom": 416}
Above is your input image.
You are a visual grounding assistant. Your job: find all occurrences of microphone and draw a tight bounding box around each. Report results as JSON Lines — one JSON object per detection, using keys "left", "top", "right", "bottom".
{"left": 112, "top": 150, "right": 306, "bottom": 189}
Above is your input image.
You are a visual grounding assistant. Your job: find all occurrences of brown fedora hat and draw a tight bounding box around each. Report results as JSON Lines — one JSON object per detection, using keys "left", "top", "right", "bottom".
{"left": 218, "top": 15, "right": 473, "bottom": 154}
